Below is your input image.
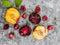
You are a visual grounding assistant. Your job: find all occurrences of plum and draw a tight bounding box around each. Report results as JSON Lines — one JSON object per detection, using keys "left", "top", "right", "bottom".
{"left": 19, "top": 25, "right": 31, "bottom": 36}
{"left": 29, "top": 12, "right": 41, "bottom": 24}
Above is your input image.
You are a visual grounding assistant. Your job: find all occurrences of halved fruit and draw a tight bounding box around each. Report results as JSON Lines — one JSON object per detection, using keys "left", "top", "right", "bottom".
{"left": 32, "top": 25, "right": 48, "bottom": 40}
{"left": 5, "top": 8, "right": 20, "bottom": 24}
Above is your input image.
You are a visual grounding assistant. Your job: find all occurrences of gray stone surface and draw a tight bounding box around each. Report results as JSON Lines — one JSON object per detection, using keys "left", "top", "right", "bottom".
{"left": 0, "top": 0, "right": 60, "bottom": 45}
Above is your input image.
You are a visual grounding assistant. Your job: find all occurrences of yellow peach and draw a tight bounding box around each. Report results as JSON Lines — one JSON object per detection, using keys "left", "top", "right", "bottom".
{"left": 5, "top": 8, "right": 20, "bottom": 24}
{"left": 32, "top": 25, "right": 48, "bottom": 40}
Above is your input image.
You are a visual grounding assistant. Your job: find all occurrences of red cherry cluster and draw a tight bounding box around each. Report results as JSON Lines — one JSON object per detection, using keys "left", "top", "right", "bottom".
{"left": 29, "top": 6, "right": 41, "bottom": 24}
{"left": 3, "top": 5, "right": 53, "bottom": 39}
{"left": 20, "top": 6, "right": 27, "bottom": 19}
{"left": 3, "top": 23, "right": 31, "bottom": 39}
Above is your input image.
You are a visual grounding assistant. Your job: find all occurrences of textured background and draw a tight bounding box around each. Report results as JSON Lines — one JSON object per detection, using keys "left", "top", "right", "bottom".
{"left": 0, "top": 0, "right": 60, "bottom": 45}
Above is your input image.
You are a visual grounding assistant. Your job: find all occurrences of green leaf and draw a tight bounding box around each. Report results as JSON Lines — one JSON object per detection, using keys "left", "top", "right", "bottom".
{"left": 2, "top": 1, "right": 12, "bottom": 7}
{"left": 15, "top": 0, "right": 22, "bottom": 7}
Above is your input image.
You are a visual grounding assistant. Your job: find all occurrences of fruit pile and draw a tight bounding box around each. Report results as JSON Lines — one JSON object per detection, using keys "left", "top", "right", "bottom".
{"left": 1, "top": 0, "right": 54, "bottom": 40}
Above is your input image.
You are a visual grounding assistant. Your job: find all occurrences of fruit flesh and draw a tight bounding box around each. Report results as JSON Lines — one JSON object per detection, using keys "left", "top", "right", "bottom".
{"left": 5, "top": 8, "right": 20, "bottom": 24}
{"left": 32, "top": 25, "right": 48, "bottom": 40}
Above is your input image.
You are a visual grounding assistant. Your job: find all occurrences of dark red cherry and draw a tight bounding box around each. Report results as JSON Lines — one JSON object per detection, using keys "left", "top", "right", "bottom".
{"left": 3, "top": 24, "right": 9, "bottom": 30}
{"left": 19, "top": 25, "right": 31, "bottom": 36}
{"left": 22, "top": 13, "right": 27, "bottom": 19}
{"left": 8, "top": 32, "right": 14, "bottom": 39}
{"left": 20, "top": 6, "right": 26, "bottom": 12}
{"left": 47, "top": 25, "right": 53, "bottom": 30}
{"left": 42, "top": 15, "right": 48, "bottom": 21}
{"left": 29, "top": 12, "right": 41, "bottom": 24}
{"left": 14, "top": 24, "right": 20, "bottom": 30}
{"left": 35, "top": 6, "right": 41, "bottom": 13}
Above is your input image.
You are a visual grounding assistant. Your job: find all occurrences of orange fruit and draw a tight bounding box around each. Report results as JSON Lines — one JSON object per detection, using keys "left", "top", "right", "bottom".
{"left": 5, "top": 8, "right": 20, "bottom": 24}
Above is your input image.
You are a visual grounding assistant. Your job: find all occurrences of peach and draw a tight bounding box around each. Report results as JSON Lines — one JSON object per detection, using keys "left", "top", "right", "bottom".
{"left": 5, "top": 8, "right": 20, "bottom": 24}
{"left": 32, "top": 25, "right": 48, "bottom": 40}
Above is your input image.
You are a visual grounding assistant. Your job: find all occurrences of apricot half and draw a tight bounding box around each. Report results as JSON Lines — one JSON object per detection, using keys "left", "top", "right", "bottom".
{"left": 5, "top": 8, "right": 20, "bottom": 24}
{"left": 32, "top": 25, "right": 48, "bottom": 40}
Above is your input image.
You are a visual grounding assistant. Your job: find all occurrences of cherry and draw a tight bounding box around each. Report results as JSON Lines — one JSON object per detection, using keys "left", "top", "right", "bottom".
{"left": 42, "top": 15, "right": 48, "bottom": 21}
{"left": 22, "top": 13, "right": 27, "bottom": 19}
{"left": 3, "top": 24, "right": 9, "bottom": 30}
{"left": 19, "top": 25, "right": 31, "bottom": 36}
{"left": 14, "top": 24, "right": 20, "bottom": 30}
{"left": 47, "top": 25, "right": 53, "bottom": 30}
{"left": 29, "top": 12, "right": 41, "bottom": 24}
{"left": 20, "top": 6, "right": 26, "bottom": 12}
{"left": 35, "top": 6, "right": 41, "bottom": 13}
{"left": 8, "top": 32, "right": 14, "bottom": 39}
